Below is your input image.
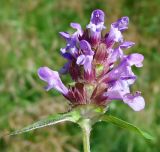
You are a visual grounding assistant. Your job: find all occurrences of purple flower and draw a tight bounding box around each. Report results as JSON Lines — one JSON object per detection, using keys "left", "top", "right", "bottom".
{"left": 108, "top": 47, "right": 123, "bottom": 64}
{"left": 59, "top": 32, "right": 78, "bottom": 58}
{"left": 77, "top": 55, "right": 93, "bottom": 73}
{"left": 106, "top": 80, "right": 145, "bottom": 111}
{"left": 105, "top": 53, "right": 143, "bottom": 83}
{"left": 105, "top": 26, "right": 123, "bottom": 48}
{"left": 38, "top": 67, "right": 68, "bottom": 95}
{"left": 106, "top": 80, "right": 130, "bottom": 100}
{"left": 38, "top": 9, "right": 145, "bottom": 112}
{"left": 126, "top": 53, "right": 144, "bottom": 67}
{"left": 87, "top": 9, "right": 106, "bottom": 43}
{"left": 108, "top": 41, "right": 135, "bottom": 63}
{"left": 70, "top": 22, "right": 83, "bottom": 36}
{"left": 120, "top": 41, "right": 135, "bottom": 49}
{"left": 90, "top": 9, "right": 105, "bottom": 25}
{"left": 112, "top": 16, "right": 129, "bottom": 31}
{"left": 76, "top": 40, "right": 94, "bottom": 73}
{"left": 79, "top": 40, "right": 94, "bottom": 55}
{"left": 123, "top": 92, "right": 145, "bottom": 111}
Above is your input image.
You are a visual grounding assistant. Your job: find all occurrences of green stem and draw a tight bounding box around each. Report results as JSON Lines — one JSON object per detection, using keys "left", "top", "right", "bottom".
{"left": 81, "top": 119, "right": 91, "bottom": 152}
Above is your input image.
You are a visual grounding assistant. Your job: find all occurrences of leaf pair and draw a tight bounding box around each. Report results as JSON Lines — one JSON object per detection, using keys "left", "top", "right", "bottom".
{"left": 9, "top": 110, "right": 153, "bottom": 140}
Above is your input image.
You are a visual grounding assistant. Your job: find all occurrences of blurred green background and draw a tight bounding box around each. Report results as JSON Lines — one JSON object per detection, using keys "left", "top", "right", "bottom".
{"left": 0, "top": 0, "right": 160, "bottom": 151}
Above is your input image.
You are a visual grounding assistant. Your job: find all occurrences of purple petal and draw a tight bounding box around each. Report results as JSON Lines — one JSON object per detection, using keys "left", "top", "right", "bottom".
{"left": 60, "top": 33, "right": 79, "bottom": 58}
{"left": 76, "top": 55, "right": 93, "bottom": 73}
{"left": 80, "top": 40, "right": 94, "bottom": 55}
{"left": 90, "top": 9, "right": 105, "bottom": 25}
{"left": 86, "top": 23, "right": 105, "bottom": 37}
{"left": 109, "top": 47, "right": 123, "bottom": 63}
{"left": 83, "top": 55, "right": 93, "bottom": 73}
{"left": 106, "top": 27, "right": 123, "bottom": 47}
{"left": 126, "top": 53, "right": 144, "bottom": 67}
{"left": 120, "top": 41, "right": 135, "bottom": 49}
{"left": 70, "top": 22, "right": 83, "bottom": 36}
{"left": 108, "top": 41, "right": 135, "bottom": 63}
{"left": 59, "top": 32, "right": 70, "bottom": 40}
{"left": 76, "top": 54, "right": 86, "bottom": 65}
{"left": 106, "top": 80, "right": 130, "bottom": 100}
{"left": 86, "top": 9, "right": 106, "bottom": 42}
{"left": 112, "top": 16, "right": 129, "bottom": 31}
{"left": 60, "top": 49, "right": 73, "bottom": 60}
{"left": 105, "top": 61, "right": 136, "bottom": 85}
{"left": 123, "top": 92, "right": 145, "bottom": 111}
{"left": 38, "top": 67, "right": 68, "bottom": 94}
{"left": 108, "top": 53, "right": 144, "bottom": 81}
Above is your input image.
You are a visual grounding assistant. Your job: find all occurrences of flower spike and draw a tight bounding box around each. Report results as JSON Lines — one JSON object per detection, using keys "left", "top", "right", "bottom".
{"left": 10, "top": 9, "right": 152, "bottom": 152}
{"left": 38, "top": 9, "right": 145, "bottom": 111}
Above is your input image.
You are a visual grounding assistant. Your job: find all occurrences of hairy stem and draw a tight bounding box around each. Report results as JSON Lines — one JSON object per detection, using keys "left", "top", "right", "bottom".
{"left": 80, "top": 119, "right": 91, "bottom": 152}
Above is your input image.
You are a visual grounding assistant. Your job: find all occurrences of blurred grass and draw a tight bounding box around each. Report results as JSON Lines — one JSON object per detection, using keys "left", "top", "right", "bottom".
{"left": 0, "top": 0, "right": 160, "bottom": 151}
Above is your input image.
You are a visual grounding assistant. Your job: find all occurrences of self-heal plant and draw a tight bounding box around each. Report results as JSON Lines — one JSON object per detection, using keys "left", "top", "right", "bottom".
{"left": 11, "top": 10, "right": 153, "bottom": 152}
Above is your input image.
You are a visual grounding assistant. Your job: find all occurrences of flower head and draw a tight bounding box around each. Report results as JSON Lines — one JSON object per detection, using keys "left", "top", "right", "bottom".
{"left": 38, "top": 9, "right": 145, "bottom": 111}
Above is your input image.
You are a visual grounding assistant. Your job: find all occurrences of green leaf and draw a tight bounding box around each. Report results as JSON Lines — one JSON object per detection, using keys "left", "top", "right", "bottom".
{"left": 9, "top": 110, "right": 81, "bottom": 136}
{"left": 101, "top": 115, "right": 154, "bottom": 140}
